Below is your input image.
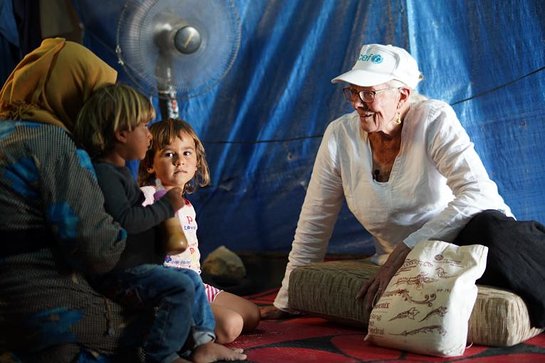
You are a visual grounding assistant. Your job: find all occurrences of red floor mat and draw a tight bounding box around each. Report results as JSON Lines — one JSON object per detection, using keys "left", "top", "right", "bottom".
{"left": 228, "top": 289, "right": 545, "bottom": 363}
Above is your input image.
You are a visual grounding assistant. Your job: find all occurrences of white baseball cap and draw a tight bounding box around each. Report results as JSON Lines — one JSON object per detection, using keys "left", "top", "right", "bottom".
{"left": 331, "top": 44, "right": 423, "bottom": 89}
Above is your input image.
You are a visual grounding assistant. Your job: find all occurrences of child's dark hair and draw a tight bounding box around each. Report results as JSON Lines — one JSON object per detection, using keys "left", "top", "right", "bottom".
{"left": 138, "top": 118, "right": 210, "bottom": 194}
{"left": 74, "top": 83, "right": 155, "bottom": 159}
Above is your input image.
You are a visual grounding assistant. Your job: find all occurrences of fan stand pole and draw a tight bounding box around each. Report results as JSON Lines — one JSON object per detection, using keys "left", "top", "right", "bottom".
{"left": 156, "top": 56, "right": 179, "bottom": 120}
{"left": 158, "top": 85, "right": 179, "bottom": 120}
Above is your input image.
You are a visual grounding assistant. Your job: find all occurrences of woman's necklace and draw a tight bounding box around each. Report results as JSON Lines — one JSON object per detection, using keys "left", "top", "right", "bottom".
{"left": 369, "top": 129, "right": 402, "bottom": 182}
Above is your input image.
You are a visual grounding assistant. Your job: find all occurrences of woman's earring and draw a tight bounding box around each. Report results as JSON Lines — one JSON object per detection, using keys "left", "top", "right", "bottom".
{"left": 394, "top": 112, "right": 402, "bottom": 125}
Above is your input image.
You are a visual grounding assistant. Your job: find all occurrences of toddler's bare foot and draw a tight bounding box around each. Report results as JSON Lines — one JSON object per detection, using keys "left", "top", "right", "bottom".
{"left": 191, "top": 342, "right": 246, "bottom": 362}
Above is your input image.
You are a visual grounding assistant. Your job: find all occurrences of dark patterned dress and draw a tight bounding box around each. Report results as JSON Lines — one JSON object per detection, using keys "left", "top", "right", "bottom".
{"left": 0, "top": 121, "right": 142, "bottom": 361}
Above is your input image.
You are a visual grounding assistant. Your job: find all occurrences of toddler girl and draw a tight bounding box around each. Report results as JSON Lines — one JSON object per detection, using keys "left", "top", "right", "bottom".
{"left": 139, "top": 118, "right": 260, "bottom": 344}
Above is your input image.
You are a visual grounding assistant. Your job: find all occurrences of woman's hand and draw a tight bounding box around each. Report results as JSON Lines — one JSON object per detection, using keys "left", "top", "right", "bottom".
{"left": 357, "top": 242, "right": 411, "bottom": 312}
{"left": 259, "top": 305, "right": 292, "bottom": 320}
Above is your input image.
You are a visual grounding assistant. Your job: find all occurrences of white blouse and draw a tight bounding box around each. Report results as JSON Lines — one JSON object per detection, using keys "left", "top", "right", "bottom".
{"left": 274, "top": 98, "right": 512, "bottom": 311}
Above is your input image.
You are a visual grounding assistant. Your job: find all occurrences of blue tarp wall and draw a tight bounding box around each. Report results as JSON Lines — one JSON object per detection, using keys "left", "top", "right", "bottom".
{"left": 2, "top": 0, "right": 544, "bottom": 258}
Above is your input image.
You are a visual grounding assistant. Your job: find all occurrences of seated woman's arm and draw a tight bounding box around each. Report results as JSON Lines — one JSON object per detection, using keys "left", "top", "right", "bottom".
{"left": 39, "top": 127, "right": 126, "bottom": 275}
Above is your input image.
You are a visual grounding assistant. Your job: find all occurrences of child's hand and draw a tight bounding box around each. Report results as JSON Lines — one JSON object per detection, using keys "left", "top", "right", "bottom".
{"left": 164, "top": 187, "right": 185, "bottom": 211}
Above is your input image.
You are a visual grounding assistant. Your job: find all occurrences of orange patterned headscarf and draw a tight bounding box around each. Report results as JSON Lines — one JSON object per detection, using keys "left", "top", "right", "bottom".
{"left": 0, "top": 38, "right": 117, "bottom": 131}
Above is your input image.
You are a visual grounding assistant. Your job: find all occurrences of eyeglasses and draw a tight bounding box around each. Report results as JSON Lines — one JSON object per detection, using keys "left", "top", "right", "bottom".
{"left": 343, "top": 87, "right": 399, "bottom": 103}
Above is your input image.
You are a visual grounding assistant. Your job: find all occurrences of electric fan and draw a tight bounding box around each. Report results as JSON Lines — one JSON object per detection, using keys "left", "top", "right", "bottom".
{"left": 116, "top": 0, "right": 241, "bottom": 119}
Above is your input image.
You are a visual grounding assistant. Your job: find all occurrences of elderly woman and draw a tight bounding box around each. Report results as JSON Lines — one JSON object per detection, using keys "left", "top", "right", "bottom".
{"left": 263, "top": 43, "right": 545, "bottom": 329}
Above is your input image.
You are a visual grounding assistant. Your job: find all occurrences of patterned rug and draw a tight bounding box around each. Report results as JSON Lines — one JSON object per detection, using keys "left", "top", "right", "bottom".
{"left": 227, "top": 289, "right": 545, "bottom": 363}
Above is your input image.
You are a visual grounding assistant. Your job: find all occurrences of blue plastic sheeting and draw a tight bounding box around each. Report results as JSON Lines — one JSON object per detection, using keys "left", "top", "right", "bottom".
{"left": 0, "top": 0, "right": 19, "bottom": 83}
{"left": 2, "top": 0, "right": 544, "bottom": 257}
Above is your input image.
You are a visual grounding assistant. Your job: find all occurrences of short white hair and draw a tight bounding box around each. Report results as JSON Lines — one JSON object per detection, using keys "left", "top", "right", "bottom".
{"left": 388, "top": 79, "right": 428, "bottom": 104}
